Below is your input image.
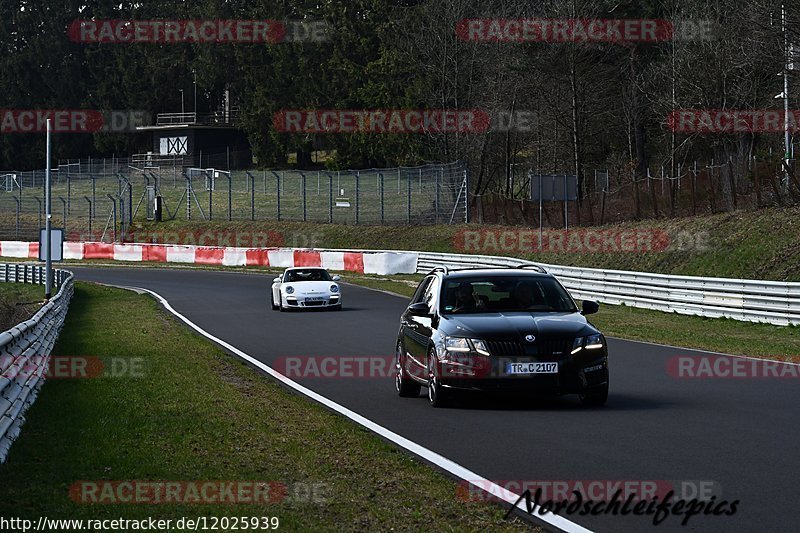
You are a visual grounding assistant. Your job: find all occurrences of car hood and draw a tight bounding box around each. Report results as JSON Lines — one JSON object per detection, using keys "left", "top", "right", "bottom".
{"left": 441, "top": 312, "right": 596, "bottom": 339}
{"left": 284, "top": 281, "right": 336, "bottom": 294}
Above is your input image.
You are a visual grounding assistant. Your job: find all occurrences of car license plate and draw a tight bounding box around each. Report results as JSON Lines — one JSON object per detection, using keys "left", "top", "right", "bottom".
{"left": 305, "top": 297, "right": 323, "bottom": 302}
{"left": 505, "top": 362, "right": 558, "bottom": 374}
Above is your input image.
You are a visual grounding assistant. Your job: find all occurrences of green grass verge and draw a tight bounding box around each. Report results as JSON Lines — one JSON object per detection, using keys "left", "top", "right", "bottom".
{"left": 0, "top": 282, "right": 44, "bottom": 331}
{"left": 0, "top": 282, "right": 43, "bottom": 302}
{"left": 0, "top": 283, "right": 533, "bottom": 532}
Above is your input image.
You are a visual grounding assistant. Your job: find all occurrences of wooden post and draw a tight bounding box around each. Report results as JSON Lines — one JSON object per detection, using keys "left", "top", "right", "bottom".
{"left": 599, "top": 188, "right": 607, "bottom": 225}
{"left": 727, "top": 157, "right": 737, "bottom": 210}
{"left": 753, "top": 155, "right": 761, "bottom": 207}
{"left": 649, "top": 168, "right": 660, "bottom": 217}
{"left": 691, "top": 161, "right": 697, "bottom": 216}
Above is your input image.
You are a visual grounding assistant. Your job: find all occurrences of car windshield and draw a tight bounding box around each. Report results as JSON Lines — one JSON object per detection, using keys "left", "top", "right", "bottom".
{"left": 285, "top": 269, "right": 331, "bottom": 282}
{"left": 440, "top": 276, "right": 578, "bottom": 314}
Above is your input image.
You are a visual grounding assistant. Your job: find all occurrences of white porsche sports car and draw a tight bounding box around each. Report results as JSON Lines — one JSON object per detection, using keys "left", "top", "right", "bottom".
{"left": 271, "top": 267, "right": 342, "bottom": 311}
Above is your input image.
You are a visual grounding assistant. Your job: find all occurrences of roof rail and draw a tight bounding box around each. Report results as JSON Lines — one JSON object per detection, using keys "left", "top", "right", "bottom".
{"left": 427, "top": 265, "right": 449, "bottom": 275}
{"left": 514, "top": 263, "right": 548, "bottom": 274}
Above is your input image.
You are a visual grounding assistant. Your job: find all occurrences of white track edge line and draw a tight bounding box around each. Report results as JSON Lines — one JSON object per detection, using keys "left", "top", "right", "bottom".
{"left": 114, "top": 283, "right": 593, "bottom": 533}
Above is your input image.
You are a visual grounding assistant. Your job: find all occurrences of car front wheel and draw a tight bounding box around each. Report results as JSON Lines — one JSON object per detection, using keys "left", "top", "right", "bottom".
{"left": 427, "top": 350, "right": 450, "bottom": 408}
{"left": 395, "top": 343, "right": 421, "bottom": 397}
{"left": 271, "top": 292, "right": 279, "bottom": 310}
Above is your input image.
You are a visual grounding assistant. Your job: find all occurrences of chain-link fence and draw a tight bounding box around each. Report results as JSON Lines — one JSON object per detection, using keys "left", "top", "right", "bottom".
{"left": 0, "top": 159, "right": 468, "bottom": 241}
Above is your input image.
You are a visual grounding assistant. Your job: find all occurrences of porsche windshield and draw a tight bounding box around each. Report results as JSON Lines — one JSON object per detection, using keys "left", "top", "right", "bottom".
{"left": 285, "top": 269, "right": 331, "bottom": 282}
{"left": 440, "top": 277, "right": 577, "bottom": 314}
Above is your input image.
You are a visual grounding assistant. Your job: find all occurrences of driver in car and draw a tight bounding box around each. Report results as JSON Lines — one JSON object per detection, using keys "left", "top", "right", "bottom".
{"left": 512, "top": 281, "right": 543, "bottom": 310}
{"left": 452, "top": 282, "right": 486, "bottom": 312}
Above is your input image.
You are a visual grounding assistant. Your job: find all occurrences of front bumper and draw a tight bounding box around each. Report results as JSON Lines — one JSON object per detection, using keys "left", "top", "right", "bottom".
{"left": 438, "top": 353, "right": 608, "bottom": 394}
{"left": 285, "top": 294, "right": 340, "bottom": 308}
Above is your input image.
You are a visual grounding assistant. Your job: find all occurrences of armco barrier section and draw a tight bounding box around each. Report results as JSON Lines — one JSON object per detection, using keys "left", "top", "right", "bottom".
{"left": 2, "top": 241, "right": 798, "bottom": 326}
{"left": 414, "top": 251, "right": 800, "bottom": 326}
{"left": 0, "top": 241, "right": 419, "bottom": 276}
{"left": 0, "top": 264, "right": 74, "bottom": 463}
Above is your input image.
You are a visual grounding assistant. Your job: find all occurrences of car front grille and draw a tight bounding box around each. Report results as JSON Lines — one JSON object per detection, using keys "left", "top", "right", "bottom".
{"left": 486, "top": 338, "right": 573, "bottom": 360}
{"left": 303, "top": 300, "right": 325, "bottom": 307}
{"left": 486, "top": 340, "right": 525, "bottom": 357}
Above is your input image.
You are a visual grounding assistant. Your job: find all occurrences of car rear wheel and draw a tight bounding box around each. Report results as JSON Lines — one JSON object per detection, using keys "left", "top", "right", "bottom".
{"left": 395, "top": 343, "right": 421, "bottom": 397}
{"left": 579, "top": 383, "right": 608, "bottom": 407}
{"left": 427, "top": 350, "right": 450, "bottom": 408}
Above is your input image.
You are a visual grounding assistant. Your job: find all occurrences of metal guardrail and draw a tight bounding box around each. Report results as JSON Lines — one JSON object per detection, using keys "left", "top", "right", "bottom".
{"left": 270, "top": 246, "right": 798, "bottom": 325}
{"left": 0, "top": 264, "right": 74, "bottom": 463}
{"left": 413, "top": 251, "right": 800, "bottom": 326}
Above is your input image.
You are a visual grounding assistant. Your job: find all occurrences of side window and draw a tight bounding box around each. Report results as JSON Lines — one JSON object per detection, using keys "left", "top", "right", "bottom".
{"left": 423, "top": 277, "right": 440, "bottom": 313}
{"left": 411, "top": 276, "right": 434, "bottom": 304}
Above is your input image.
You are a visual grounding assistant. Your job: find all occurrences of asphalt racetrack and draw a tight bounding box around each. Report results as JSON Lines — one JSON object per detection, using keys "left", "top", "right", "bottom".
{"left": 73, "top": 266, "right": 797, "bottom": 533}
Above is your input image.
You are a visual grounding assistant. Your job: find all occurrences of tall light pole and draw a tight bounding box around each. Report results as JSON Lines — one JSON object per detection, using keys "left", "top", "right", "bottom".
{"left": 179, "top": 88, "right": 185, "bottom": 115}
{"left": 783, "top": 3, "right": 791, "bottom": 192}
{"left": 192, "top": 68, "right": 197, "bottom": 122}
{"left": 45, "top": 119, "right": 53, "bottom": 299}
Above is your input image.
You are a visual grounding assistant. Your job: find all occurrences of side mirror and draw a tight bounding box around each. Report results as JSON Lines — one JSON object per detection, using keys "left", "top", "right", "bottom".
{"left": 581, "top": 300, "right": 600, "bottom": 315}
{"left": 273, "top": 277, "right": 281, "bottom": 284}
{"left": 332, "top": 275, "right": 341, "bottom": 281}
{"left": 407, "top": 301, "right": 432, "bottom": 317}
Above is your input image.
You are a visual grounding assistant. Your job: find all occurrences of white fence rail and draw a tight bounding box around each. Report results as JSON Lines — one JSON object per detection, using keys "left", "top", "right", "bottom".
{"left": 0, "top": 264, "right": 73, "bottom": 463}
{"left": 414, "top": 251, "right": 800, "bottom": 326}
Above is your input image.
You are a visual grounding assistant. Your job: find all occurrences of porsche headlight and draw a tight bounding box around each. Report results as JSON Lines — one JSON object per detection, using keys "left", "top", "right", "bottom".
{"left": 285, "top": 286, "right": 294, "bottom": 295}
{"left": 330, "top": 285, "right": 339, "bottom": 293}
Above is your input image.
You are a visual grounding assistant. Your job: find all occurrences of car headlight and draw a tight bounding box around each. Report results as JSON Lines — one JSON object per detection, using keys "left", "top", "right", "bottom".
{"left": 285, "top": 286, "right": 294, "bottom": 295}
{"left": 572, "top": 334, "right": 605, "bottom": 354}
{"left": 571, "top": 337, "right": 584, "bottom": 354}
{"left": 444, "top": 337, "right": 491, "bottom": 356}
{"left": 445, "top": 337, "right": 471, "bottom": 352}
{"left": 471, "top": 339, "right": 491, "bottom": 356}
{"left": 330, "top": 285, "right": 339, "bottom": 293}
{"left": 585, "top": 333, "right": 604, "bottom": 350}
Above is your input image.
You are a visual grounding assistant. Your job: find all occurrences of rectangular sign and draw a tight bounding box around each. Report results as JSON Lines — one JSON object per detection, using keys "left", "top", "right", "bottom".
{"left": 159, "top": 136, "right": 188, "bottom": 155}
{"left": 530, "top": 174, "right": 578, "bottom": 201}
{"left": 39, "top": 228, "right": 64, "bottom": 261}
